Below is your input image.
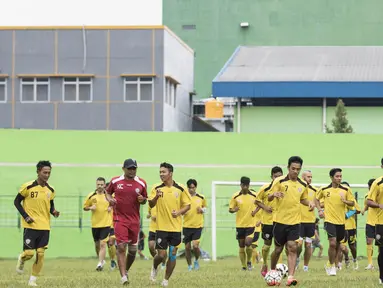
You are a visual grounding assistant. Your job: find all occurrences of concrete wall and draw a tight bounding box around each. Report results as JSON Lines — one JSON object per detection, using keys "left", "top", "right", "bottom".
{"left": 0, "top": 27, "right": 194, "bottom": 131}
{"left": 236, "top": 106, "right": 383, "bottom": 134}
{"left": 163, "top": 0, "right": 383, "bottom": 98}
{"left": 163, "top": 30, "right": 194, "bottom": 131}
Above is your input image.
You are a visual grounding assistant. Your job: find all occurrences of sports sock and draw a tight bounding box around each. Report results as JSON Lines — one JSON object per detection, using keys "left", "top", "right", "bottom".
{"left": 245, "top": 246, "right": 253, "bottom": 263}
{"left": 262, "top": 245, "right": 271, "bottom": 266}
{"left": 367, "top": 244, "right": 373, "bottom": 265}
{"left": 239, "top": 247, "right": 246, "bottom": 268}
{"left": 379, "top": 247, "right": 383, "bottom": 280}
{"left": 108, "top": 245, "right": 116, "bottom": 261}
{"left": 252, "top": 248, "right": 258, "bottom": 264}
{"left": 32, "top": 248, "right": 45, "bottom": 277}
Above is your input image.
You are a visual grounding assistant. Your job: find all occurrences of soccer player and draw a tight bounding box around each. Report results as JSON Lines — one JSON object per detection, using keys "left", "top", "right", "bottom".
{"left": 229, "top": 176, "right": 257, "bottom": 271}
{"left": 106, "top": 159, "right": 148, "bottom": 285}
{"left": 268, "top": 156, "right": 312, "bottom": 286}
{"left": 148, "top": 162, "right": 191, "bottom": 287}
{"left": 362, "top": 178, "right": 376, "bottom": 270}
{"left": 297, "top": 170, "right": 317, "bottom": 272}
{"left": 147, "top": 206, "right": 167, "bottom": 268}
{"left": 315, "top": 168, "right": 356, "bottom": 276}
{"left": 245, "top": 205, "right": 262, "bottom": 269}
{"left": 14, "top": 160, "right": 60, "bottom": 287}
{"left": 366, "top": 173, "right": 383, "bottom": 284}
{"left": 255, "top": 166, "right": 283, "bottom": 276}
{"left": 138, "top": 229, "right": 149, "bottom": 260}
{"left": 183, "top": 179, "right": 207, "bottom": 271}
{"left": 311, "top": 218, "right": 323, "bottom": 258}
{"left": 83, "top": 177, "right": 113, "bottom": 271}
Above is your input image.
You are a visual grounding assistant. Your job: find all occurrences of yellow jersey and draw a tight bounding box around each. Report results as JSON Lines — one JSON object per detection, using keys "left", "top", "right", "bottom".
{"left": 253, "top": 207, "right": 262, "bottom": 233}
{"left": 149, "top": 181, "right": 191, "bottom": 232}
{"left": 301, "top": 185, "right": 317, "bottom": 224}
{"left": 316, "top": 184, "right": 355, "bottom": 225}
{"left": 229, "top": 189, "right": 257, "bottom": 228}
{"left": 269, "top": 175, "right": 308, "bottom": 225}
{"left": 148, "top": 205, "right": 157, "bottom": 233}
{"left": 364, "top": 194, "right": 377, "bottom": 226}
{"left": 19, "top": 180, "right": 55, "bottom": 231}
{"left": 83, "top": 191, "right": 112, "bottom": 228}
{"left": 183, "top": 193, "right": 207, "bottom": 229}
{"left": 255, "top": 182, "right": 275, "bottom": 225}
{"left": 367, "top": 176, "right": 383, "bottom": 225}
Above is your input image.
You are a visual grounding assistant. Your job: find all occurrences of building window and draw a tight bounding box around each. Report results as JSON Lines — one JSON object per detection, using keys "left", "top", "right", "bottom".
{"left": 20, "top": 78, "right": 50, "bottom": 103}
{"left": 63, "top": 77, "right": 93, "bottom": 102}
{"left": 165, "top": 78, "right": 177, "bottom": 107}
{"left": 123, "top": 77, "right": 154, "bottom": 102}
{"left": 0, "top": 78, "right": 6, "bottom": 103}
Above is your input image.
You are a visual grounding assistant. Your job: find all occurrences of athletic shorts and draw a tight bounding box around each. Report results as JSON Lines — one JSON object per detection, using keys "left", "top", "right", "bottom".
{"left": 23, "top": 228, "right": 50, "bottom": 250}
{"left": 300, "top": 223, "right": 315, "bottom": 239}
{"left": 366, "top": 224, "right": 375, "bottom": 239}
{"left": 273, "top": 223, "right": 300, "bottom": 246}
{"left": 109, "top": 227, "right": 115, "bottom": 238}
{"left": 251, "top": 232, "right": 260, "bottom": 245}
{"left": 324, "top": 222, "right": 345, "bottom": 242}
{"left": 375, "top": 224, "right": 383, "bottom": 247}
{"left": 183, "top": 227, "right": 203, "bottom": 244}
{"left": 262, "top": 224, "right": 273, "bottom": 241}
{"left": 138, "top": 237, "right": 145, "bottom": 251}
{"left": 346, "top": 229, "right": 356, "bottom": 245}
{"left": 114, "top": 221, "right": 140, "bottom": 245}
{"left": 312, "top": 240, "right": 321, "bottom": 248}
{"left": 155, "top": 230, "right": 182, "bottom": 250}
{"left": 148, "top": 231, "right": 156, "bottom": 242}
{"left": 92, "top": 227, "right": 110, "bottom": 242}
{"left": 236, "top": 227, "right": 255, "bottom": 240}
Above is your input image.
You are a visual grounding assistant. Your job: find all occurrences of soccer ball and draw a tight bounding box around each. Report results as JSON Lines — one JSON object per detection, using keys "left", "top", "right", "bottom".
{"left": 264, "top": 270, "right": 282, "bottom": 286}
{"left": 276, "top": 263, "right": 288, "bottom": 278}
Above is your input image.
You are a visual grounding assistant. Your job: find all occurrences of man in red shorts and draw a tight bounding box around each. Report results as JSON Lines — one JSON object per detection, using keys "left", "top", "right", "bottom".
{"left": 106, "top": 158, "right": 147, "bottom": 285}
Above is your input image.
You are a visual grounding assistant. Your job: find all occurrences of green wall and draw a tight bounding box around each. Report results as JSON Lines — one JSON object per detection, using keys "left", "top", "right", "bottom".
{"left": 236, "top": 106, "right": 383, "bottom": 133}
{"left": 163, "top": 0, "right": 383, "bottom": 98}
{"left": 1, "top": 129, "right": 383, "bottom": 258}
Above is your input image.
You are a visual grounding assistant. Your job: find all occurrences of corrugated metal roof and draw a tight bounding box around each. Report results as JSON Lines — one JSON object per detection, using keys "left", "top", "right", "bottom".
{"left": 215, "top": 46, "right": 383, "bottom": 82}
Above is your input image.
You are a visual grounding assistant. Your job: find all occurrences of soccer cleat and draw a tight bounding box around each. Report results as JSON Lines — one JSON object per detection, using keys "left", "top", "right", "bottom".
{"left": 28, "top": 280, "right": 38, "bottom": 287}
{"left": 286, "top": 277, "right": 298, "bottom": 286}
{"left": 150, "top": 266, "right": 158, "bottom": 283}
{"left": 379, "top": 279, "right": 382, "bottom": 285}
{"left": 242, "top": 267, "right": 247, "bottom": 271}
{"left": 365, "top": 264, "right": 375, "bottom": 270}
{"left": 161, "top": 263, "right": 166, "bottom": 270}
{"left": 303, "top": 266, "right": 308, "bottom": 272}
{"left": 194, "top": 260, "right": 200, "bottom": 270}
{"left": 16, "top": 254, "right": 25, "bottom": 274}
{"left": 161, "top": 279, "right": 169, "bottom": 287}
{"left": 111, "top": 260, "right": 117, "bottom": 271}
{"left": 121, "top": 275, "right": 129, "bottom": 285}
{"left": 329, "top": 266, "right": 337, "bottom": 276}
{"left": 345, "top": 260, "right": 350, "bottom": 269}
{"left": 261, "top": 264, "right": 268, "bottom": 277}
{"left": 353, "top": 261, "right": 359, "bottom": 270}
{"left": 96, "top": 260, "right": 106, "bottom": 271}
{"left": 188, "top": 265, "right": 193, "bottom": 271}
{"left": 247, "top": 262, "right": 252, "bottom": 271}
{"left": 324, "top": 264, "right": 331, "bottom": 276}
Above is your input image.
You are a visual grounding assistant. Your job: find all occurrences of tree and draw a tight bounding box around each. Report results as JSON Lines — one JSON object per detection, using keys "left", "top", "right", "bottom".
{"left": 325, "top": 99, "right": 354, "bottom": 133}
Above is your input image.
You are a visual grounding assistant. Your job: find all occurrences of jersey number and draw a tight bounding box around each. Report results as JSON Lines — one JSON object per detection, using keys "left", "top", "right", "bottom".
{"left": 284, "top": 185, "right": 288, "bottom": 192}
{"left": 326, "top": 191, "right": 330, "bottom": 198}
{"left": 31, "top": 191, "right": 39, "bottom": 198}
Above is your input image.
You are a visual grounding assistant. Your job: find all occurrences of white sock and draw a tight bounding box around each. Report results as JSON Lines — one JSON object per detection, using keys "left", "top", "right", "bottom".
{"left": 29, "top": 276, "right": 37, "bottom": 282}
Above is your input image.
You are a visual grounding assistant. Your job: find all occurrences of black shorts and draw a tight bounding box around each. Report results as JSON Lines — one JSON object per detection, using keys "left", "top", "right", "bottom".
{"left": 324, "top": 222, "right": 345, "bottom": 242}
{"left": 109, "top": 227, "right": 115, "bottom": 237}
{"left": 236, "top": 227, "right": 255, "bottom": 240}
{"left": 273, "top": 223, "right": 300, "bottom": 246}
{"left": 300, "top": 223, "right": 315, "bottom": 239}
{"left": 252, "top": 232, "right": 260, "bottom": 243}
{"left": 92, "top": 227, "right": 110, "bottom": 242}
{"left": 262, "top": 224, "right": 273, "bottom": 241}
{"left": 375, "top": 225, "right": 383, "bottom": 247}
{"left": 183, "top": 227, "right": 203, "bottom": 244}
{"left": 346, "top": 229, "right": 356, "bottom": 245}
{"left": 366, "top": 224, "right": 375, "bottom": 239}
{"left": 148, "top": 231, "right": 156, "bottom": 242}
{"left": 138, "top": 239, "right": 145, "bottom": 251}
{"left": 23, "top": 228, "right": 50, "bottom": 250}
{"left": 155, "top": 230, "right": 182, "bottom": 250}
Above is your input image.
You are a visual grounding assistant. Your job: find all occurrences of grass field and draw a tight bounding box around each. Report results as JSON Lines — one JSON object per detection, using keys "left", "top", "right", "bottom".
{"left": 0, "top": 257, "right": 380, "bottom": 288}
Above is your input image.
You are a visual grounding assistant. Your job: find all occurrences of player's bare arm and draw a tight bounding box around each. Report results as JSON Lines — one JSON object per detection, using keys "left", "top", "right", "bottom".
{"left": 137, "top": 192, "right": 147, "bottom": 205}
{"left": 255, "top": 200, "right": 272, "bottom": 214}
{"left": 173, "top": 204, "right": 191, "bottom": 217}
{"left": 14, "top": 194, "right": 34, "bottom": 223}
{"left": 229, "top": 206, "right": 239, "bottom": 213}
{"left": 300, "top": 199, "right": 314, "bottom": 210}
{"left": 251, "top": 205, "right": 262, "bottom": 217}
{"left": 148, "top": 189, "right": 162, "bottom": 208}
{"left": 268, "top": 191, "right": 283, "bottom": 201}
{"left": 340, "top": 197, "right": 355, "bottom": 207}
{"left": 50, "top": 200, "right": 60, "bottom": 218}
{"left": 367, "top": 199, "right": 383, "bottom": 209}
{"left": 314, "top": 198, "right": 325, "bottom": 218}
{"left": 105, "top": 191, "right": 117, "bottom": 206}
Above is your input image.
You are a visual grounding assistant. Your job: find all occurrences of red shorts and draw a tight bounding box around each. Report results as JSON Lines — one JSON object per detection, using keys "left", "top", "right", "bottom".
{"left": 114, "top": 221, "right": 140, "bottom": 245}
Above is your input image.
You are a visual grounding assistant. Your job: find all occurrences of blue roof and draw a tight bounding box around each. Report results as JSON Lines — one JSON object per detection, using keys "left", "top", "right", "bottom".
{"left": 212, "top": 46, "right": 383, "bottom": 98}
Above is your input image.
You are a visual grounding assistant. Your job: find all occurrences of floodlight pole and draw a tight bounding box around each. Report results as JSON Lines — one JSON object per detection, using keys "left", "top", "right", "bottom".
{"left": 322, "top": 98, "right": 327, "bottom": 133}
{"left": 237, "top": 98, "right": 241, "bottom": 133}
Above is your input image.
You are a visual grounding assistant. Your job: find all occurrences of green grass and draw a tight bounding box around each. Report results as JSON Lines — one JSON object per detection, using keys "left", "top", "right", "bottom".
{"left": 0, "top": 257, "right": 381, "bottom": 288}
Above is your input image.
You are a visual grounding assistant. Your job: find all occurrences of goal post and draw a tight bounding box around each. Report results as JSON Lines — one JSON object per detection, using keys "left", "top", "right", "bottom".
{"left": 210, "top": 181, "right": 368, "bottom": 262}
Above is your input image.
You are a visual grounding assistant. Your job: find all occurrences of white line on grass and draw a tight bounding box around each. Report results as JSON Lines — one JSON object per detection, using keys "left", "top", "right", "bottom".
{"left": 0, "top": 162, "right": 380, "bottom": 169}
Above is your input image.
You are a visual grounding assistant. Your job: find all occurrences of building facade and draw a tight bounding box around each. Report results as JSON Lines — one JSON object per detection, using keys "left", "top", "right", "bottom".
{"left": 0, "top": 26, "right": 194, "bottom": 131}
